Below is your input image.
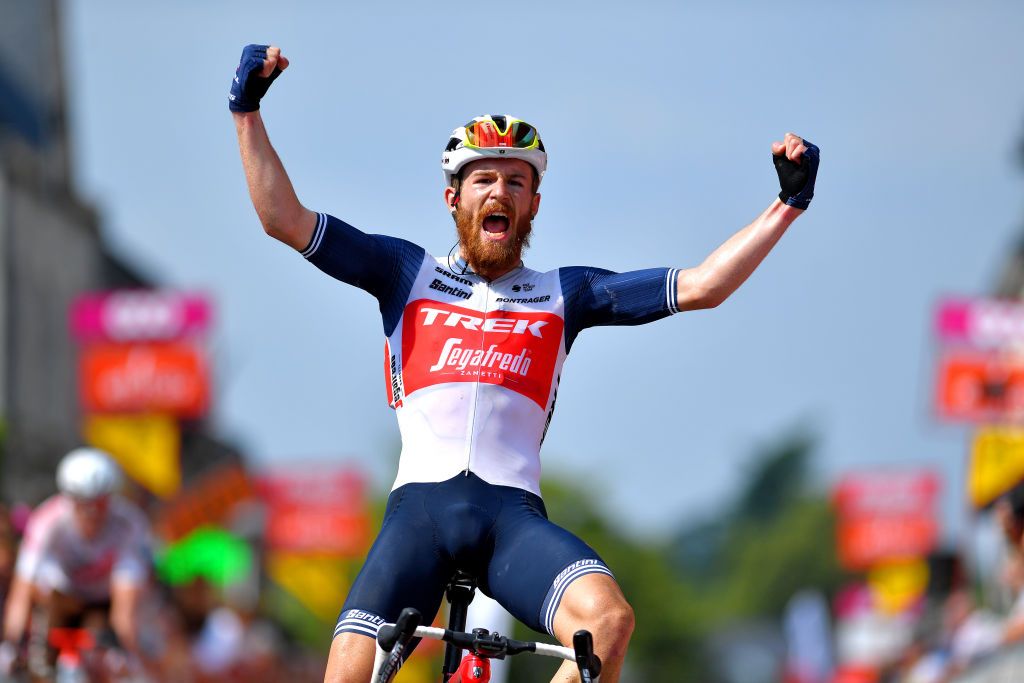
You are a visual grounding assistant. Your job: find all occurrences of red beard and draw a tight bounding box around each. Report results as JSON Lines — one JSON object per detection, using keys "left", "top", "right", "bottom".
{"left": 454, "top": 201, "right": 532, "bottom": 277}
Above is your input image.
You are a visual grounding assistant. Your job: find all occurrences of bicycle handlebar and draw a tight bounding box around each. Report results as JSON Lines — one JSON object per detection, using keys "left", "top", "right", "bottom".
{"left": 373, "top": 610, "right": 602, "bottom": 682}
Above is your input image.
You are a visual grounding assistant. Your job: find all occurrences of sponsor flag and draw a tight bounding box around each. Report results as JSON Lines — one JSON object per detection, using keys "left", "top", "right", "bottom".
{"left": 866, "top": 559, "right": 930, "bottom": 615}
{"left": 265, "top": 553, "right": 351, "bottom": 623}
{"left": 83, "top": 413, "right": 181, "bottom": 498}
{"left": 833, "top": 471, "right": 940, "bottom": 571}
{"left": 968, "top": 426, "right": 1024, "bottom": 508}
{"left": 256, "top": 467, "right": 370, "bottom": 556}
{"left": 934, "top": 350, "right": 1024, "bottom": 423}
{"left": 79, "top": 341, "right": 210, "bottom": 417}
{"left": 70, "top": 290, "right": 211, "bottom": 343}
{"left": 154, "top": 463, "right": 254, "bottom": 541}
{"left": 936, "top": 297, "right": 1024, "bottom": 349}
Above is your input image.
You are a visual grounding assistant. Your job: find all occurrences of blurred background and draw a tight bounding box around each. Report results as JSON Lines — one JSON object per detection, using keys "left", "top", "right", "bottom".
{"left": 2, "top": 0, "right": 1024, "bottom": 681}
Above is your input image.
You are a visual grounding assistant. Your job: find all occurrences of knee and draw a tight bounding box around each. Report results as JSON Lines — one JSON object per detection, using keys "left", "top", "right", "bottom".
{"left": 599, "top": 599, "right": 635, "bottom": 649}
{"left": 576, "top": 593, "right": 635, "bottom": 653}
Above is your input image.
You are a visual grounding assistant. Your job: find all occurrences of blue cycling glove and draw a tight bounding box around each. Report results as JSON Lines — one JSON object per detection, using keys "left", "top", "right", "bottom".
{"left": 228, "top": 44, "right": 281, "bottom": 113}
{"left": 773, "top": 139, "right": 820, "bottom": 210}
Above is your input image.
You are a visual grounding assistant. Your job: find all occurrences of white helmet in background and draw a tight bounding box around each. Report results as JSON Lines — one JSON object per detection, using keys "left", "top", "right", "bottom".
{"left": 56, "top": 448, "right": 122, "bottom": 500}
{"left": 442, "top": 114, "right": 547, "bottom": 189}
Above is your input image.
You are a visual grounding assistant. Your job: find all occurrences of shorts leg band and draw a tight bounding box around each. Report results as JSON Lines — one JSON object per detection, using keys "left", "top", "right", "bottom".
{"left": 539, "top": 559, "right": 614, "bottom": 636}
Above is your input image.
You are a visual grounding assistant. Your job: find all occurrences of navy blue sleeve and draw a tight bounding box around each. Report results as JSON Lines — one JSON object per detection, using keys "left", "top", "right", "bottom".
{"left": 560, "top": 266, "right": 680, "bottom": 352}
{"left": 301, "top": 213, "right": 424, "bottom": 335}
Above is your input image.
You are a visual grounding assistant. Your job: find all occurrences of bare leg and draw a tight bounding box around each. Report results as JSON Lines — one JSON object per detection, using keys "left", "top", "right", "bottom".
{"left": 323, "top": 632, "right": 378, "bottom": 683}
{"left": 548, "top": 574, "right": 634, "bottom": 683}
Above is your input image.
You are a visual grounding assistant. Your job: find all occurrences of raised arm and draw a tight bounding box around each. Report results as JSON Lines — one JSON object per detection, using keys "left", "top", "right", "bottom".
{"left": 230, "top": 45, "right": 316, "bottom": 250}
{"left": 676, "top": 133, "right": 819, "bottom": 311}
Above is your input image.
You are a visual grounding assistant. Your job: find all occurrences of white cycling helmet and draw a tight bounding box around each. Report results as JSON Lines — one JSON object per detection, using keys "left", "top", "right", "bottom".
{"left": 441, "top": 114, "right": 547, "bottom": 189}
{"left": 56, "top": 448, "right": 122, "bottom": 500}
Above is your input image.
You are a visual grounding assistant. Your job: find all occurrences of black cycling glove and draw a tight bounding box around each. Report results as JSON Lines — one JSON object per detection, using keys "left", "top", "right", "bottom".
{"left": 773, "top": 139, "right": 820, "bottom": 210}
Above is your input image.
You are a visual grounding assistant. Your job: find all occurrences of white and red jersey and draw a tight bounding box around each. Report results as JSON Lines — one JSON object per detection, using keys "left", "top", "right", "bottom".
{"left": 303, "top": 213, "right": 680, "bottom": 496}
{"left": 15, "top": 494, "right": 151, "bottom": 602}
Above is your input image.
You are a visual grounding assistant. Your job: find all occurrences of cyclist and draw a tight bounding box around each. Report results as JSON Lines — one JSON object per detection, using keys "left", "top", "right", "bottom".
{"left": 229, "top": 44, "right": 819, "bottom": 683}
{"left": 0, "top": 448, "right": 152, "bottom": 679}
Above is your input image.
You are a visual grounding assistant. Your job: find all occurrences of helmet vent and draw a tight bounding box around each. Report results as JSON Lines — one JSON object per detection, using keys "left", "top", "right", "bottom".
{"left": 490, "top": 115, "right": 508, "bottom": 132}
{"left": 444, "top": 137, "right": 460, "bottom": 152}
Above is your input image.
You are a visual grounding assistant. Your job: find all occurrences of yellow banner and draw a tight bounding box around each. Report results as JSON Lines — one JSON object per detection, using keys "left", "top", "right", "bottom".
{"left": 265, "top": 553, "right": 351, "bottom": 624}
{"left": 83, "top": 414, "right": 181, "bottom": 498}
{"left": 868, "top": 559, "right": 929, "bottom": 615}
{"left": 969, "top": 426, "right": 1024, "bottom": 508}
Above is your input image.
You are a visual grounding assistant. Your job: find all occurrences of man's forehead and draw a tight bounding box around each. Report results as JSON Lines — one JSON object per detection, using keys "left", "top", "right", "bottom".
{"left": 462, "top": 158, "right": 533, "bottom": 177}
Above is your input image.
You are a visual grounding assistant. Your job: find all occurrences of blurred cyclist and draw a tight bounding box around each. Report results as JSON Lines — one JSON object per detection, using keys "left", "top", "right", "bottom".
{"left": 229, "top": 44, "right": 819, "bottom": 683}
{"left": 0, "top": 448, "right": 152, "bottom": 679}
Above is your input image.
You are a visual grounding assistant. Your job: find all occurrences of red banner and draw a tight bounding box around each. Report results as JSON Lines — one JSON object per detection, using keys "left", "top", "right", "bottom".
{"left": 255, "top": 469, "right": 365, "bottom": 512}
{"left": 79, "top": 342, "right": 209, "bottom": 417}
{"left": 934, "top": 350, "right": 1024, "bottom": 422}
{"left": 256, "top": 467, "right": 370, "bottom": 556}
{"left": 837, "top": 518, "right": 939, "bottom": 570}
{"left": 833, "top": 471, "right": 940, "bottom": 571}
{"left": 265, "top": 508, "right": 370, "bottom": 556}
{"left": 834, "top": 471, "right": 940, "bottom": 518}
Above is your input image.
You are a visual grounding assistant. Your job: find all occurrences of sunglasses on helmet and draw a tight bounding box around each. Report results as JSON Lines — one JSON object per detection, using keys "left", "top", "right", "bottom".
{"left": 462, "top": 117, "right": 541, "bottom": 151}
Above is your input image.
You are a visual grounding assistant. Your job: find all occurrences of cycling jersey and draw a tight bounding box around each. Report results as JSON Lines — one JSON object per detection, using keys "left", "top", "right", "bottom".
{"left": 302, "top": 212, "right": 681, "bottom": 497}
{"left": 16, "top": 495, "right": 151, "bottom": 602}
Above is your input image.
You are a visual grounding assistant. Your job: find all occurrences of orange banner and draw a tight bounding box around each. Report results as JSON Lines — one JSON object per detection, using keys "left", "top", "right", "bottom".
{"left": 155, "top": 464, "right": 254, "bottom": 541}
{"left": 79, "top": 342, "right": 209, "bottom": 417}
{"left": 935, "top": 350, "right": 1024, "bottom": 423}
{"left": 837, "top": 517, "right": 939, "bottom": 571}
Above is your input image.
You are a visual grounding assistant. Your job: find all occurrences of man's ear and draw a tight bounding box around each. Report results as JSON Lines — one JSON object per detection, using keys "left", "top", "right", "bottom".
{"left": 444, "top": 186, "right": 459, "bottom": 214}
{"left": 531, "top": 192, "right": 541, "bottom": 219}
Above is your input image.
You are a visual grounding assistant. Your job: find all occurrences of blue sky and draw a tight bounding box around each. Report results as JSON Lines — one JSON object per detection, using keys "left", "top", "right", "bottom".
{"left": 63, "top": 1, "right": 1024, "bottom": 538}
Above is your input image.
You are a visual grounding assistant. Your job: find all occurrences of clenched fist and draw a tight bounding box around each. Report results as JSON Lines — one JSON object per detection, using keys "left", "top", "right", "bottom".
{"left": 228, "top": 44, "right": 289, "bottom": 113}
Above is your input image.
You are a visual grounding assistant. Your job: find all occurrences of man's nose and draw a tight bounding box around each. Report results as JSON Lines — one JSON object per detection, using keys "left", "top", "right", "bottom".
{"left": 490, "top": 176, "right": 511, "bottom": 199}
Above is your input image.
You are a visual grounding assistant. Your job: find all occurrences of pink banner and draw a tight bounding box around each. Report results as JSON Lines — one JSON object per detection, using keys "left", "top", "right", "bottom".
{"left": 70, "top": 291, "right": 212, "bottom": 343}
{"left": 936, "top": 297, "right": 1024, "bottom": 348}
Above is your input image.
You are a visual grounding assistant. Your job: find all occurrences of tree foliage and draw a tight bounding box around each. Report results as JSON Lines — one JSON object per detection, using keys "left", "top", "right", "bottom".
{"left": 507, "top": 432, "right": 848, "bottom": 682}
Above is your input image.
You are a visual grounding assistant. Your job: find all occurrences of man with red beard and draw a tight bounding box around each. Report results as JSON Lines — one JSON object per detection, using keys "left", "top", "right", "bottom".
{"left": 231, "top": 45, "right": 819, "bottom": 683}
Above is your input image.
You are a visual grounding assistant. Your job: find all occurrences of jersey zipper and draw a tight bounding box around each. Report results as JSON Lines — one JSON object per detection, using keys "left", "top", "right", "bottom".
{"left": 464, "top": 281, "right": 492, "bottom": 476}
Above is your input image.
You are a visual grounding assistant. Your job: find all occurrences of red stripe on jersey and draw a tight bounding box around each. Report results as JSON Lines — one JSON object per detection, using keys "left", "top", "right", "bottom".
{"left": 401, "top": 300, "right": 562, "bottom": 409}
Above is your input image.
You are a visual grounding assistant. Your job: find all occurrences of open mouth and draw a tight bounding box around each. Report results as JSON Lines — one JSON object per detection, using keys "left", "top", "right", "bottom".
{"left": 482, "top": 212, "right": 510, "bottom": 234}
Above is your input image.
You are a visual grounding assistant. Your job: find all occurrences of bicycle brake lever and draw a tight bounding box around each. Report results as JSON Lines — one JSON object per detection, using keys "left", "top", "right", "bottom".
{"left": 572, "top": 630, "right": 602, "bottom": 682}
{"left": 377, "top": 608, "right": 422, "bottom": 652}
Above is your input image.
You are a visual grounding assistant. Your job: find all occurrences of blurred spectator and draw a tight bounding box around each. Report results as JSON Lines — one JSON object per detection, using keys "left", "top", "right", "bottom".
{"left": 993, "top": 484, "right": 1024, "bottom": 551}
{"left": 192, "top": 605, "right": 245, "bottom": 680}
{"left": 941, "top": 588, "right": 1003, "bottom": 677}
{"left": 999, "top": 550, "right": 1024, "bottom": 644}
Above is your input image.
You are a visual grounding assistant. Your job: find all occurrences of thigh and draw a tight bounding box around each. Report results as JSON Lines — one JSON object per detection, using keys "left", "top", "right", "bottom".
{"left": 335, "top": 484, "right": 451, "bottom": 640}
{"left": 485, "top": 492, "right": 613, "bottom": 636}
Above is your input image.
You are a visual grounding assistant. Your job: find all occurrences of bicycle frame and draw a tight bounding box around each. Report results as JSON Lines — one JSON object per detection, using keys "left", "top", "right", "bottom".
{"left": 50, "top": 628, "right": 94, "bottom": 683}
